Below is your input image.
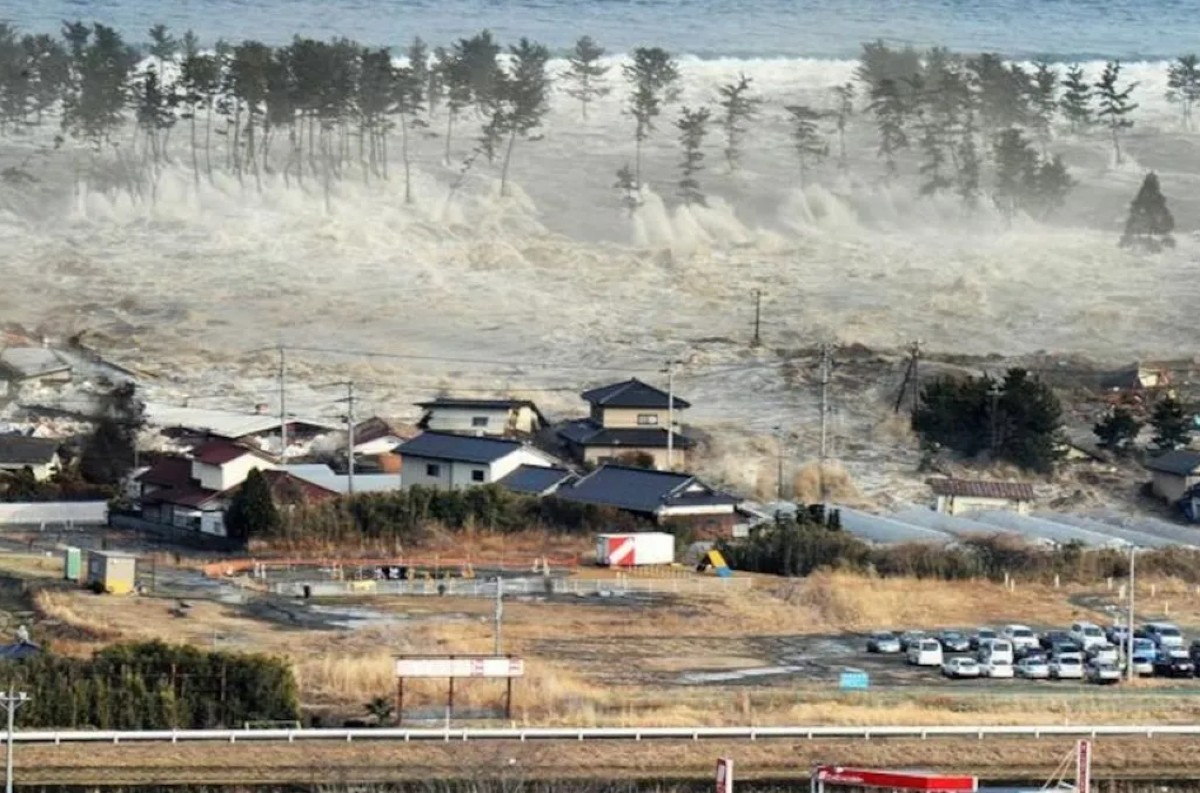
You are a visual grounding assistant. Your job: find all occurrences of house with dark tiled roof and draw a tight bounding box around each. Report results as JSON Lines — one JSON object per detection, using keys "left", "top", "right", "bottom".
{"left": 553, "top": 464, "right": 741, "bottom": 533}
{"left": 1146, "top": 449, "right": 1200, "bottom": 503}
{"left": 558, "top": 378, "right": 692, "bottom": 470}
{"left": 396, "top": 431, "right": 561, "bottom": 490}
{"left": 928, "top": 477, "right": 1034, "bottom": 516}
{"left": 416, "top": 397, "right": 547, "bottom": 437}
{"left": 495, "top": 464, "right": 575, "bottom": 496}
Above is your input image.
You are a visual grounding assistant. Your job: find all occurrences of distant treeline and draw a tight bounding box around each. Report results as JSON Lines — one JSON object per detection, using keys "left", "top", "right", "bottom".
{"left": 719, "top": 509, "right": 1200, "bottom": 583}
{"left": 0, "top": 641, "right": 299, "bottom": 729}
{"left": 0, "top": 20, "right": 1196, "bottom": 217}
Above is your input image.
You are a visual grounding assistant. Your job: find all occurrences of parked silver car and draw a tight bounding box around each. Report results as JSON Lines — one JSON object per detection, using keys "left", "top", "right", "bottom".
{"left": 1016, "top": 656, "right": 1050, "bottom": 679}
{"left": 1050, "top": 652, "right": 1084, "bottom": 680}
{"left": 1086, "top": 660, "right": 1121, "bottom": 685}
{"left": 867, "top": 631, "right": 902, "bottom": 654}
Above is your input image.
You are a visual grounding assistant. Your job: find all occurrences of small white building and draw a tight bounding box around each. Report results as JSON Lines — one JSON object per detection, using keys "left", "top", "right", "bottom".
{"left": 190, "top": 440, "right": 277, "bottom": 491}
{"left": 929, "top": 478, "right": 1034, "bottom": 516}
{"left": 416, "top": 398, "right": 547, "bottom": 437}
{"left": 0, "top": 436, "right": 62, "bottom": 481}
{"left": 1146, "top": 450, "right": 1200, "bottom": 504}
{"left": 396, "top": 431, "right": 558, "bottom": 490}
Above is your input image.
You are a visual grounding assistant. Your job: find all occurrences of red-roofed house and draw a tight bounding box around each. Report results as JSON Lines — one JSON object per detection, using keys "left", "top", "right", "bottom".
{"left": 190, "top": 440, "right": 276, "bottom": 491}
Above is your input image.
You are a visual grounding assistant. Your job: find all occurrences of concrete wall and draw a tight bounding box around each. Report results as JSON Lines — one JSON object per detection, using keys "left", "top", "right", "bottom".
{"left": 583, "top": 445, "right": 672, "bottom": 470}
{"left": 0, "top": 501, "right": 108, "bottom": 525}
{"left": 936, "top": 495, "right": 1030, "bottom": 516}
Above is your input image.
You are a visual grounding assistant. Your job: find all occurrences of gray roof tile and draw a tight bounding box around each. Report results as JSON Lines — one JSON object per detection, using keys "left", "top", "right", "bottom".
{"left": 496, "top": 465, "right": 574, "bottom": 495}
{"left": 555, "top": 464, "right": 738, "bottom": 514}
{"left": 1146, "top": 449, "right": 1200, "bottom": 476}
{"left": 580, "top": 378, "right": 690, "bottom": 409}
{"left": 397, "top": 431, "right": 524, "bottom": 464}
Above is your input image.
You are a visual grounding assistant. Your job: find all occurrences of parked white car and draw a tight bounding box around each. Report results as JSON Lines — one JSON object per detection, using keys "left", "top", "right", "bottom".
{"left": 1069, "top": 622, "right": 1106, "bottom": 650}
{"left": 1001, "top": 624, "right": 1039, "bottom": 653}
{"left": 1129, "top": 653, "right": 1155, "bottom": 677}
{"left": 977, "top": 638, "right": 1014, "bottom": 665}
{"left": 942, "top": 657, "right": 981, "bottom": 679}
{"left": 1050, "top": 652, "right": 1085, "bottom": 680}
{"left": 981, "top": 657, "right": 1014, "bottom": 678}
{"left": 908, "top": 638, "right": 944, "bottom": 667}
{"left": 1086, "top": 660, "right": 1121, "bottom": 685}
{"left": 1086, "top": 643, "right": 1119, "bottom": 664}
{"left": 1144, "top": 622, "right": 1184, "bottom": 649}
{"left": 1016, "top": 656, "right": 1050, "bottom": 679}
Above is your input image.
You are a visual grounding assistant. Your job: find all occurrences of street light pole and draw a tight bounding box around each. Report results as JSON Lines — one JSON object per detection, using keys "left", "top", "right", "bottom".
{"left": 1127, "top": 545, "right": 1137, "bottom": 682}
{"left": 663, "top": 360, "right": 682, "bottom": 469}
{"left": 1, "top": 690, "right": 27, "bottom": 793}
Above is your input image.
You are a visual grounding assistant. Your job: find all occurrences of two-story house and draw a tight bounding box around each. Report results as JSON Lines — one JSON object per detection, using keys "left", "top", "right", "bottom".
{"left": 396, "top": 431, "right": 559, "bottom": 490}
{"left": 137, "top": 440, "right": 278, "bottom": 535}
{"left": 557, "top": 378, "right": 693, "bottom": 469}
{"left": 415, "top": 397, "right": 547, "bottom": 437}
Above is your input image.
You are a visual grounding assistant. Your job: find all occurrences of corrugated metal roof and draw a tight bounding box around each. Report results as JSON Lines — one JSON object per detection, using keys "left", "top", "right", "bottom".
{"left": 282, "top": 464, "right": 402, "bottom": 495}
{"left": 397, "top": 431, "right": 525, "bottom": 464}
{"left": 1145, "top": 449, "right": 1200, "bottom": 476}
{"left": 928, "top": 478, "right": 1034, "bottom": 501}
{"left": 496, "top": 465, "right": 574, "bottom": 496}
{"left": 580, "top": 378, "right": 690, "bottom": 409}
{"left": 144, "top": 404, "right": 338, "bottom": 440}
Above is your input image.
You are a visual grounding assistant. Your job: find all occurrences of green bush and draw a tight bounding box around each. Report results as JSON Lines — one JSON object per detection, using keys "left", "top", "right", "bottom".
{"left": 0, "top": 640, "right": 299, "bottom": 729}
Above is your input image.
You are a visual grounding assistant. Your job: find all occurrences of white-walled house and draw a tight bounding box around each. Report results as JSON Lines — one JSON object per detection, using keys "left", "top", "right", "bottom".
{"left": 397, "top": 431, "right": 559, "bottom": 490}
{"left": 190, "top": 440, "right": 277, "bottom": 491}
{"left": 416, "top": 398, "right": 547, "bottom": 437}
{"left": 1146, "top": 450, "right": 1200, "bottom": 504}
{"left": 0, "top": 436, "right": 62, "bottom": 481}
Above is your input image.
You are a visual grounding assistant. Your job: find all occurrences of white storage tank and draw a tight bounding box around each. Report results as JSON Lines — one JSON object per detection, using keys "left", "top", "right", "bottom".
{"left": 595, "top": 532, "right": 675, "bottom": 567}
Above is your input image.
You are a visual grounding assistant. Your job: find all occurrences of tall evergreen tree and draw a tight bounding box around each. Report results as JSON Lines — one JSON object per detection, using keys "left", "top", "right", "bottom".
{"left": 1059, "top": 64, "right": 1092, "bottom": 133}
{"left": 225, "top": 468, "right": 280, "bottom": 542}
{"left": 868, "top": 78, "right": 907, "bottom": 179}
{"left": 564, "top": 35, "right": 610, "bottom": 121}
{"left": 830, "top": 82, "right": 855, "bottom": 173}
{"left": 1166, "top": 54, "right": 1200, "bottom": 131}
{"left": 1028, "top": 155, "right": 1075, "bottom": 218}
{"left": 80, "top": 383, "right": 144, "bottom": 487}
{"left": 675, "top": 105, "right": 710, "bottom": 205}
{"left": 1151, "top": 396, "right": 1192, "bottom": 450}
{"left": 1029, "top": 60, "right": 1059, "bottom": 152}
{"left": 394, "top": 58, "right": 425, "bottom": 203}
{"left": 715, "top": 73, "right": 760, "bottom": 173}
{"left": 785, "top": 104, "right": 827, "bottom": 187}
{"left": 1093, "top": 407, "right": 1141, "bottom": 453}
{"left": 1094, "top": 60, "right": 1137, "bottom": 165}
{"left": 1120, "top": 171, "right": 1175, "bottom": 250}
{"left": 992, "top": 127, "right": 1037, "bottom": 220}
{"left": 623, "top": 46, "right": 680, "bottom": 188}
{"left": 495, "top": 38, "right": 551, "bottom": 196}
{"left": 955, "top": 112, "right": 981, "bottom": 208}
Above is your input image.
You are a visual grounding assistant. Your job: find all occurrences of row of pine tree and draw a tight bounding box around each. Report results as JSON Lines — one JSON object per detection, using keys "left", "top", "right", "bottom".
{"left": 0, "top": 23, "right": 1194, "bottom": 223}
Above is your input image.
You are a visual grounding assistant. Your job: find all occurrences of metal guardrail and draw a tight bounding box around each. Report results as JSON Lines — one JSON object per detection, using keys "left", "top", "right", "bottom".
{"left": 272, "top": 576, "right": 753, "bottom": 598}
{"left": 3, "top": 724, "right": 1198, "bottom": 745}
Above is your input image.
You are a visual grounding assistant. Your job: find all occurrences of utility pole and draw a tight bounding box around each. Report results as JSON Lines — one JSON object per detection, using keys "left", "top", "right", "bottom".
{"left": 278, "top": 346, "right": 288, "bottom": 463}
{"left": 908, "top": 340, "right": 922, "bottom": 413}
{"left": 988, "top": 379, "right": 1004, "bottom": 453}
{"left": 1127, "top": 546, "right": 1136, "bottom": 681}
{"left": 340, "top": 381, "right": 357, "bottom": 496}
{"left": 818, "top": 344, "right": 833, "bottom": 506}
{"left": 774, "top": 425, "right": 785, "bottom": 501}
{"left": 1, "top": 690, "right": 27, "bottom": 793}
{"left": 664, "top": 359, "right": 682, "bottom": 469}
{"left": 493, "top": 576, "right": 504, "bottom": 655}
{"left": 751, "top": 289, "right": 763, "bottom": 348}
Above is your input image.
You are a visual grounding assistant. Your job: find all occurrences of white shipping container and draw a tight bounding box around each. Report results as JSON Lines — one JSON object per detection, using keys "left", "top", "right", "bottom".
{"left": 595, "top": 532, "right": 675, "bottom": 566}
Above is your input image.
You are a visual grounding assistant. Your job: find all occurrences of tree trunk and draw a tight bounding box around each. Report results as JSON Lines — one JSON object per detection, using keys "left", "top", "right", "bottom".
{"left": 634, "top": 134, "right": 643, "bottom": 189}
{"left": 1112, "top": 123, "right": 1121, "bottom": 166}
{"left": 444, "top": 109, "right": 455, "bottom": 166}
{"left": 204, "top": 100, "right": 214, "bottom": 182}
{"left": 232, "top": 99, "right": 243, "bottom": 183}
{"left": 400, "top": 113, "right": 412, "bottom": 204}
{"left": 190, "top": 111, "right": 199, "bottom": 189}
{"left": 500, "top": 128, "right": 518, "bottom": 197}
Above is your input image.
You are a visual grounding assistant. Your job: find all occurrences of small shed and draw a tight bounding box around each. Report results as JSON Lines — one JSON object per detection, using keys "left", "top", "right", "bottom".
{"left": 928, "top": 478, "right": 1034, "bottom": 516}
{"left": 86, "top": 551, "right": 137, "bottom": 595}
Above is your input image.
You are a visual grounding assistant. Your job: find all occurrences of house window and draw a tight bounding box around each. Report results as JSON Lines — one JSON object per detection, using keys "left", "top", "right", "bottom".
{"left": 426, "top": 463, "right": 441, "bottom": 477}
{"left": 637, "top": 414, "right": 659, "bottom": 426}
{"left": 471, "top": 469, "right": 486, "bottom": 483}
{"left": 471, "top": 416, "right": 489, "bottom": 428}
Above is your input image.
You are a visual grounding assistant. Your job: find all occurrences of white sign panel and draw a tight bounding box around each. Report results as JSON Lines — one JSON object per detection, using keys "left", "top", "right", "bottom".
{"left": 395, "top": 657, "right": 525, "bottom": 678}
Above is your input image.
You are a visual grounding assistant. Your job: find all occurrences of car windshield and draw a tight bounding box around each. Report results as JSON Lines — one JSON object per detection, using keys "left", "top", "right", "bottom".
{"left": 1169, "top": 650, "right": 1189, "bottom": 659}
{"left": 1060, "top": 655, "right": 1081, "bottom": 664}
{"left": 1012, "top": 628, "right": 1033, "bottom": 637}
{"left": 1083, "top": 627, "right": 1102, "bottom": 637}
{"left": 874, "top": 632, "right": 895, "bottom": 639}
{"left": 978, "top": 629, "right": 995, "bottom": 637}
{"left": 1160, "top": 627, "right": 1182, "bottom": 637}
{"left": 943, "top": 632, "right": 962, "bottom": 639}
{"left": 920, "top": 640, "right": 940, "bottom": 650}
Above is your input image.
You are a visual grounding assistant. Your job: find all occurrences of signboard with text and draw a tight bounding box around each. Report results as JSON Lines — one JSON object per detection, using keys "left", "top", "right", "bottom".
{"left": 395, "top": 657, "right": 525, "bottom": 678}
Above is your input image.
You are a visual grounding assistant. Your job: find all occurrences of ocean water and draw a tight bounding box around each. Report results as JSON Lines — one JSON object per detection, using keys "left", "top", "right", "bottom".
{"left": 0, "top": 0, "right": 1193, "bottom": 59}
